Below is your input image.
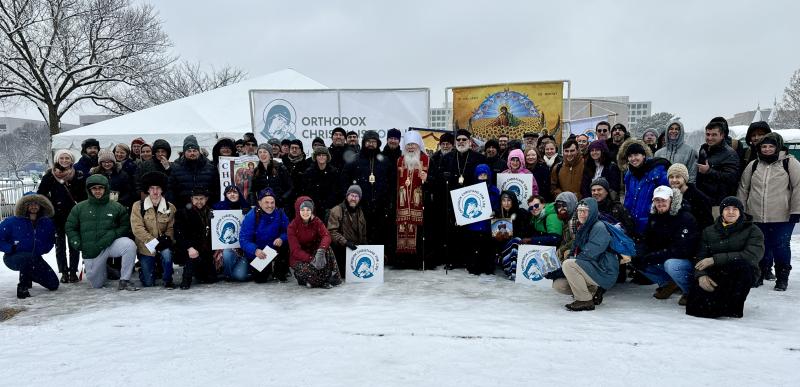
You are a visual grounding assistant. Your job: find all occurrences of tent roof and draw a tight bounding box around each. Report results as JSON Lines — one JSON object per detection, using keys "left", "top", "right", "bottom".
{"left": 52, "top": 68, "right": 327, "bottom": 150}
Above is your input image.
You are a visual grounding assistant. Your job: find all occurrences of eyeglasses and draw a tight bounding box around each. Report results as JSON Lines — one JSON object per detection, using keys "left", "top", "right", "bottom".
{"left": 555, "top": 202, "right": 567, "bottom": 208}
{"left": 528, "top": 203, "right": 541, "bottom": 211}
{"left": 597, "top": 129, "right": 609, "bottom": 133}
{"left": 456, "top": 137, "right": 469, "bottom": 142}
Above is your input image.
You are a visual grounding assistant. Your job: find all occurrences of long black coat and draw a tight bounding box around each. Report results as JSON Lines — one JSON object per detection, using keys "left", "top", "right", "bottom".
{"left": 440, "top": 149, "right": 487, "bottom": 189}
{"left": 342, "top": 149, "right": 391, "bottom": 213}
{"left": 36, "top": 170, "right": 86, "bottom": 230}
{"left": 303, "top": 163, "right": 341, "bottom": 217}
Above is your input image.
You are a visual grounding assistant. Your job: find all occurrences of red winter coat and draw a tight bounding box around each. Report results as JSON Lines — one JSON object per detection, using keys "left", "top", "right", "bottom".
{"left": 288, "top": 196, "right": 331, "bottom": 267}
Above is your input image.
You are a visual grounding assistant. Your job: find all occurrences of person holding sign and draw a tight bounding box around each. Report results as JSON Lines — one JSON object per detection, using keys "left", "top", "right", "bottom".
{"left": 212, "top": 185, "right": 252, "bottom": 282}
{"left": 327, "top": 185, "right": 368, "bottom": 275}
{"left": 288, "top": 196, "right": 342, "bottom": 289}
{"left": 552, "top": 198, "right": 619, "bottom": 311}
{"left": 240, "top": 188, "right": 290, "bottom": 283}
{"left": 496, "top": 191, "right": 532, "bottom": 279}
{"left": 462, "top": 164, "right": 500, "bottom": 275}
{"left": 130, "top": 172, "right": 177, "bottom": 288}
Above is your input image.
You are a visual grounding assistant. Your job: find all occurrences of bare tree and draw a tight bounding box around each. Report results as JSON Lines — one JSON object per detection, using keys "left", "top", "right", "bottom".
{"left": 0, "top": 123, "right": 48, "bottom": 180}
{"left": 0, "top": 0, "right": 173, "bottom": 137}
{"left": 772, "top": 68, "right": 800, "bottom": 129}
{"left": 109, "top": 60, "right": 247, "bottom": 112}
{"left": 630, "top": 112, "right": 675, "bottom": 137}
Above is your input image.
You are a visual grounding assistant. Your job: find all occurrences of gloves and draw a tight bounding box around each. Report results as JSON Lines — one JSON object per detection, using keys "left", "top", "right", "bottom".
{"left": 790, "top": 214, "right": 800, "bottom": 224}
{"left": 311, "top": 249, "right": 326, "bottom": 270}
{"left": 698, "top": 275, "right": 717, "bottom": 292}
{"left": 155, "top": 235, "right": 173, "bottom": 252}
{"left": 544, "top": 268, "right": 565, "bottom": 280}
{"left": 345, "top": 241, "right": 358, "bottom": 250}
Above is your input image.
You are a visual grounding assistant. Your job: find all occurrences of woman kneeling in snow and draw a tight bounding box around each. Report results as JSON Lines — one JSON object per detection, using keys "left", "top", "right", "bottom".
{"left": 288, "top": 196, "right": 342, "bottom": 289}
{"left": 552, "top": 198, "right": 619, "bottom": 311}
{"left": 687, "top": 197, "right": 764, "bottom": 319}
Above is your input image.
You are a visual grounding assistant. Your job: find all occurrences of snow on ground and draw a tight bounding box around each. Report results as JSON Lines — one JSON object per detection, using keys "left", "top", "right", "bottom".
{"left": 2, "top": 239, "right": 800, "bottom": 387}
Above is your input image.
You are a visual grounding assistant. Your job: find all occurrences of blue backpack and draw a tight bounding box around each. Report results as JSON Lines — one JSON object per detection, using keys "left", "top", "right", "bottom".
{"left": 602, "top": 221, "right": 637, "bottom": 257}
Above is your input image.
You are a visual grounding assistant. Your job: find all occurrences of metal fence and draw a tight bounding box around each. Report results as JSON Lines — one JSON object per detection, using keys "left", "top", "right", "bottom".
{"left": 0, "top": 180, "right": 39, "bottom": 220}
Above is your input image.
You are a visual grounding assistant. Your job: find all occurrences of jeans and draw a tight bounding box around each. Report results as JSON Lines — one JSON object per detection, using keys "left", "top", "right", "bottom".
{"left": 640, "top": 258, "right": 693, "bottom": 294}
{"left": 55, "top": 230, "right": 80, "bottom": 274}
{"left": 3, "top": 252, "right": 59, "bottom": 290}
{"left": 222, "top": 249, "right": 249, "bottom": 282}
{"left": 138, "top": 249, "right": 174, "bottom": 287}
{"left": 755, "top": 222, "right": 794, "bottom": 269}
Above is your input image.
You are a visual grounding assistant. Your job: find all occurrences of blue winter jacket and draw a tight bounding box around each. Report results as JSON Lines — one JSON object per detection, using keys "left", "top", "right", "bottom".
{"left": 239, "top": 207, "right": 289, "bottom": 259}
{"left": 0, "top": 215, "right": 56, "bottom": 256}
{"left": 623, "top": 157, "right": 670, "bottom": 235}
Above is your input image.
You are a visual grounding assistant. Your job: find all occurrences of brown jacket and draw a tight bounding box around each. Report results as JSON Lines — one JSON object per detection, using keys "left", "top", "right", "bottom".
{"left": 130, "top": 197, "right": 176, "bottom": 256}
{"left": 327, "top": 202, "right": 368, "bottom": 246}
{"left": 737, "top": 148, "right": 800, "bottom": 223}
{"left": 551, "top": 155, "right": 585, "bottom": 199}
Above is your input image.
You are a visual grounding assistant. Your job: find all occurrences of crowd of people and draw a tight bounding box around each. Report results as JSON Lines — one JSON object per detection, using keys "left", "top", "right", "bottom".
{"left": 1, "top": 117, "right": 798, "bottom": 319}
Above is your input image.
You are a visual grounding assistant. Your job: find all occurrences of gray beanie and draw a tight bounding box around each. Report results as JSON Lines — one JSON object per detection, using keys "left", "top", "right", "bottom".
{"left": 590, "top": 177, "right": 611, "bottom": 194}
{"left": 346, "top": 184, "right": 362, "bottom": 198}
{"left": 299, "top": 200, "right": 314, "bottom": 211}
{"left": 257, "top": 143, "right": 273, "bottom": 157}
{"left": 183, "top": 135, "right": 199, "bottom": 152}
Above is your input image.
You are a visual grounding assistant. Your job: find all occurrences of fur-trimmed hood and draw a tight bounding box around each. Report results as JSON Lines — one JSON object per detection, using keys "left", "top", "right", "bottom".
{"left": 15, "top": 193, "right": 55, "bottom": 218}
{"left": 617, "top": 138, "right": 653, "bottom": 172}
{"left": 650, "top": 187, "right": 684, "bottom": 215}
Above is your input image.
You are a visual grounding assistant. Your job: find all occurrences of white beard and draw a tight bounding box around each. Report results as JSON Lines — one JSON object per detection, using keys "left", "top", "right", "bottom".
{"left": 456, "top": 143, "right": 470, "bottom": 153}
{"left": 403, "top": 150, "right": 421, "bottom": 170}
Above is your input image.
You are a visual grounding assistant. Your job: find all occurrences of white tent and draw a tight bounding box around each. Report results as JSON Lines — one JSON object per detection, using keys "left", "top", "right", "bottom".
{"left": 52, "top": 69, "right": 328, "bottom": 152}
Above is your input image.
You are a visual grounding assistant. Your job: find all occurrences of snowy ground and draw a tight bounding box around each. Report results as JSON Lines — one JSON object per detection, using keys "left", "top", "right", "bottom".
{"left": 2, "top": 239, "right": 800, "bottom": 387}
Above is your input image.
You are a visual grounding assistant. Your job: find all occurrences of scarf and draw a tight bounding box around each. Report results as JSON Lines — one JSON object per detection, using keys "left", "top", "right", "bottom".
{"left": 544, "top": 154, "right": 558, "bottom": 168}
{"left": 52, "top": 166, "right": 75, "bottom": 184}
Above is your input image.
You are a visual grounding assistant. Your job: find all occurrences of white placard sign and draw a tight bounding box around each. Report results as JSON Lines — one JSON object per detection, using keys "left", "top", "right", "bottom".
{"left": 211, "top": 210, "right": 245, "bottom": 250}
{"left": 250, "top": 245, "right": 277, "bottom": 272}
{"left": 450, "top": 182, "right": 492, "bottom": 226}
{"left": 249, "top": 89, "right": 430, "bottom": 151}
{"left": 345, "top": 245, "right": 384, "bottom": 283}
{"left": 217, "top": 155, "right": 259, "bottom": 202}
{"left": 515, "top": 245, "right": 560, "bottom": 287}
{"left": 497, "top": 173, "right": 534, "bottom": 205}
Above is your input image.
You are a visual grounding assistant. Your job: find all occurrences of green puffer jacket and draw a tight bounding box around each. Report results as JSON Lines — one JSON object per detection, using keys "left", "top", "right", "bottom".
{"left": 531, "top": 202, "right": 562, "bottom": 236}
{"left": 65, "top": 174, "right": 131, "bottom": 259}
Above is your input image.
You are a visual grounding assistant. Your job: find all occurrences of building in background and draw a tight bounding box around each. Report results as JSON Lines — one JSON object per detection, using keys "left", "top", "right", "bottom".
{"left": 727, "top": 107, "right": 772, "bottom": 126}
{"left": 429, "top": 103, "right": 452, "bottom": 131}
{"left": 79, "top": 114, "right": 117, "bottom": 127}
{"left": 0, "top": 117, "right": 79, "bottom": 134}
{"left": 628, "top": 100, "right": 652, "bottom": 126}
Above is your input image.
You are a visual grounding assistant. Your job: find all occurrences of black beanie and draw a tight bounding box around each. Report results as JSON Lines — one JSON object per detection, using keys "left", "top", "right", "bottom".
{"left": 456, "top": 129, "right": 472, "bottom": 139}
{"left": 331, "top": 127, "right": 346, "bottom": 137}
{"left": 485, "top": 139, "right": 500, "bottom": 151}
{"left": 387, "top": 128, "right": 402, "bottom": 140}
{"left": 439, "top": 132, "right": 454, "bottom": 144}
{"left": 625, "top": 143, "right": 647, "bottom": 158}
{"left": 719, "top": 196, "right": 744, "bottom": 215}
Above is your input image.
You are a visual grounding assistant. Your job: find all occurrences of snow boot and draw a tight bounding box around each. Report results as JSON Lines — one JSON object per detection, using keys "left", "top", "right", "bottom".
{"left": 775, "top": 264, "right": 791, "bottom": 291}
{"left": 678, "top": 294, "right": 688, "bottom": 306}
{"left": 118, "top": 280, "right": 140, "bottom": 291}
{"left": 69, "top": 272, "right": 80, "bottom": 283}
{"left": 328, "top": 274, "right": 342, "bottom": 287}
{"left": 565, "top": 300, "right": 595, "bottom": 311}
{"left": 164, "top": 281, "right": 175, "bottom": 290}
{"left": 60, "top": 273, "right": 70, "bottom": 284}
{"left": 653, "top": 282, "right": 679, "bottom": 299}
{"left": 764, "top": 267, "right": 776, "bottom": 281}
{"left": 16, "top": 284, "right": 30, "bottom": 299}
{"left": 592, "top": 287, "right": 606, "bottom": 305}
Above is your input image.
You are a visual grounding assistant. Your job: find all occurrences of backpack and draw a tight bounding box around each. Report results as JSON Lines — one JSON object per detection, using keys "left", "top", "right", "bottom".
{"left": 602, "top": 220, "right": 637, "bottom": 260}
{"left": 750, "top": 158, "right": 791, "bottom": 189}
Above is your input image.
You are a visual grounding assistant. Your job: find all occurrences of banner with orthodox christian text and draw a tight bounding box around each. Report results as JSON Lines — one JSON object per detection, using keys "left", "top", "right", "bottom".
{"left": 345, "top": 245, "right": 385, "bottom": 283}
{"left": 249, "top": 89, "right": 429, "bottom": 151}
{"left": 452, "top": 82, "right": 564, "bottom": 144}
{"left": 450, "top": 182, "right": 493, "bottom": 226}
{"left": 515, "top": 245, "right": 560, "bottom": 287}
{"left": 568, "top": 115, "right": 609, "bottom": 142}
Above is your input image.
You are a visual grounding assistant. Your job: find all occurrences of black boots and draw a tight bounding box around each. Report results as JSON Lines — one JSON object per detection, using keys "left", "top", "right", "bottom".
{"left": 16, "top": 284, "right": 30, "bottom": 299}
{"left": 775, "top": 264, "right": 791, "bottom": 291}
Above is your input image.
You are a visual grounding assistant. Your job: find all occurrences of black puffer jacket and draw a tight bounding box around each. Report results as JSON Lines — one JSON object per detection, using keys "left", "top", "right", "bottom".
{"left": 641, "top": 192, "right": 699, "bottom": 265}
{"left": 169, "top": 156, "right": 218, "bottom": 208}
{"left": 695, "top": 213, "right": 764, "bottom": 284}
{"left": 697, "top": 142, "right": 740, "bottom": 204}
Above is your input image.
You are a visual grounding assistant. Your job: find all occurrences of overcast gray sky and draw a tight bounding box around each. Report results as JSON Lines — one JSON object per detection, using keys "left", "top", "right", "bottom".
{"left": 6, "top": 0, "right": 800, "bottom": 131}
